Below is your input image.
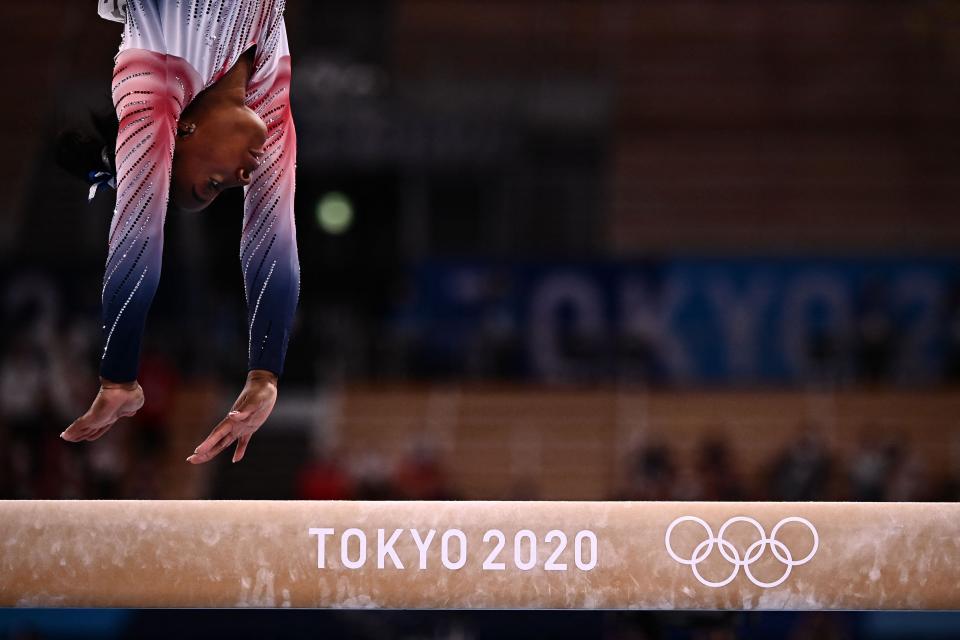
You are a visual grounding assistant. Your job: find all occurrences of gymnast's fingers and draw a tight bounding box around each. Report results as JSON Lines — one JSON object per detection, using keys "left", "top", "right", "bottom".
{"left": 232, "top": 434, "right": 251, "bottom": 463}
{"left": 188, "top": 432, "right": 237, "bottom": 464}
{"left": 195, "top": 418, "right": 234, "bottom": 452}
{"left": 187, "top": 416, "right": 235, "bottom": 462}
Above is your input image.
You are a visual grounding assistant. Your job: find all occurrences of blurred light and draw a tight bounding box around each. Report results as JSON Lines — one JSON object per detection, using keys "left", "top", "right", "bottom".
{"left": 315, "top": 192, "right": 353, "bottom": 235}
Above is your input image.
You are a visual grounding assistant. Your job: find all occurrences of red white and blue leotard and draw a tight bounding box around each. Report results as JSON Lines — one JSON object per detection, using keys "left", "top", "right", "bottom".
{"left": 97, "top": 0, "right": 300, "bottom": 382}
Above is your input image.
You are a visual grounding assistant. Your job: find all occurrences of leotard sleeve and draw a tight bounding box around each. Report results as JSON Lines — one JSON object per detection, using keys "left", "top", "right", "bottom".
{"left": 239, "top": 22, "right": 300, "bottom": 378}
{"left": 98, "top": 50, "right": 196, "bottom": 382}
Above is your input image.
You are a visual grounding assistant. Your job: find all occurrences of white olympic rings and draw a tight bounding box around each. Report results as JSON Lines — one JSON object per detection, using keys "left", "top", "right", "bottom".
{"left": 664, "top": 516, "right": 819, "bottom": 588}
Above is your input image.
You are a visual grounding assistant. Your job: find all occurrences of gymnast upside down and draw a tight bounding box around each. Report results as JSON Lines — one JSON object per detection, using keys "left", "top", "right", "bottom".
{"left": 60, "top": 0, "right": 300, "bottom": 464}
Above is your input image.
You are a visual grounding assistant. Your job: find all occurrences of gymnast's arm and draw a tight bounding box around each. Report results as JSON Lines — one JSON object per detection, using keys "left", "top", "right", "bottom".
{"left": 188, "top": 54, "right": 300, "bottom": 465}
{"left": 62, "top": 50, "right": 184, "bottom": 443}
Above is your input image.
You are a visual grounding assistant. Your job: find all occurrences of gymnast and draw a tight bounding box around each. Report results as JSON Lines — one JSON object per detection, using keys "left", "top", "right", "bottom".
{"left": 59, "top": 0, "right": 300, "bottom": 464}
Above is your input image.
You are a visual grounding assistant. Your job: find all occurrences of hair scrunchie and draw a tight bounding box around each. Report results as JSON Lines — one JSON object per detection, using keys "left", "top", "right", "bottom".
{"left": 86, "top": 146, "right": 117, "bottom": 202}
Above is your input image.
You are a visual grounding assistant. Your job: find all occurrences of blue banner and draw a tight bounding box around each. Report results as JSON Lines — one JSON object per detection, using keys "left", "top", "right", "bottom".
{"left": 394, "top": 259, "right": 960, "bottom": 384}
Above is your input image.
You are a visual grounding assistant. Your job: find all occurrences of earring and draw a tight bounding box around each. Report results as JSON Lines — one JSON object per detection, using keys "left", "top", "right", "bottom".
{"left": 177, "top": 121, "right": 197, "bottom": 137}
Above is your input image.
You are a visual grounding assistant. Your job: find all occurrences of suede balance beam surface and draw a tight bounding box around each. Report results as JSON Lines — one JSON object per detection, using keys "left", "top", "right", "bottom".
{"left": 1, "top": 501, "right": 957, "bottom": 609}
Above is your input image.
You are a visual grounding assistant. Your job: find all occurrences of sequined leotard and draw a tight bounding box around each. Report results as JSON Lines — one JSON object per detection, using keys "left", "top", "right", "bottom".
{"left": 97, "top": 0, "right": 300, "bottom": 382}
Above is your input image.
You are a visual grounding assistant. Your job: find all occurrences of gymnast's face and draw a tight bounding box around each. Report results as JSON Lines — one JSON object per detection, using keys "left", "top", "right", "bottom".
{"left": 170, "top": 103, "right": 268, "bottom": 212}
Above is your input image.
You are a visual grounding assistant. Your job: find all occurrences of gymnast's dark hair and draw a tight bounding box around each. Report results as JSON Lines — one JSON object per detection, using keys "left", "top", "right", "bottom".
{"left": 54, "top": 109, "right": 119, "bottom": 186}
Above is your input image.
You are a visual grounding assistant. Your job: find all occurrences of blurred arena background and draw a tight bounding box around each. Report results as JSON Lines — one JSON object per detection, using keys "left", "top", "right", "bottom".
{"left": 2, "top": 0, "right": 960, "bottom": 638}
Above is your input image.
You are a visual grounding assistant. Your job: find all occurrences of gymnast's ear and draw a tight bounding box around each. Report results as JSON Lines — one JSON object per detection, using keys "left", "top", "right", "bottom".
{"left": 177, "top": 120, "right": 197, "bottom": 138}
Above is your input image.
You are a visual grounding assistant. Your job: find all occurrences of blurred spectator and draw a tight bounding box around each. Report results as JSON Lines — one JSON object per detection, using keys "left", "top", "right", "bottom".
{"left": 87, "top": 436, "right": 128, "bottom": 499}
{"left": 692, "top": 436, "right": 742, "bottom": 501}
{"left": 124, "top": 455, "right": 164, "bottom": 499}
{"left": 616, "top": 441, "right": 679, "bottom": 501}
{"left": 130, "top": 343, "right": 181, "bottom": 461}
{"left": 0, "top": 337, "right": 51, "bottom": 437}
{"left": 393, "top": 440, "right": 455, "bottom": 500}
{"left": 0, "top": 336, "right": 57, "bottom": 498}
{"left": 57, "top": 446, "right": 88, "bottom": 499}
{"left": 886, "top": 446, "right": 930, "bottom": 502}
{"left": 768, "top": 427, "right": 832, "bottom": 501}
{"left": 847, "top": 430, "right": 896, "bottom": 501}
{"left": 846, "top": 433, "right": 931, "bottom": 502}
{"left": 352, "top": 452, "right": 398, "bottom": 500}
{"left": 296, "top": 445, "right": 352, "bottom": 500}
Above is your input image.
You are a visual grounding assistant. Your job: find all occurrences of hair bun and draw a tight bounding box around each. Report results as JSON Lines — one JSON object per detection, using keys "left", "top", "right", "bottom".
{"left": 55, "top": 109, "right": 118, "bottom": 185}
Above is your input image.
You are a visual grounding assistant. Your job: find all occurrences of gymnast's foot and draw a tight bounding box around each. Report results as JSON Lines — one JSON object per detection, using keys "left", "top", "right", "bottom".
{"left": 60, "top": 378, "right": 145, "bottom": 442}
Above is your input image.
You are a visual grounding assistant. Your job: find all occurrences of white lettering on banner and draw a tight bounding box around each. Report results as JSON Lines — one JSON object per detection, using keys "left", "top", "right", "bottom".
{"left": 309, "top": 528, "right": 599, "bottom": 572}
{"left": 706, "top": 276, "right": 773, "bottom": 381}
{"left": 438, "top": 265, "right": 953, "bottom": 384}
{"left": 781, "top": 274, "right": 853, "bottom": 377}
{"left": 529, "top": 273, "right": 605, "bottom": 381}
{"left": 619, "top": 276, "right": 692, "bottom": 380}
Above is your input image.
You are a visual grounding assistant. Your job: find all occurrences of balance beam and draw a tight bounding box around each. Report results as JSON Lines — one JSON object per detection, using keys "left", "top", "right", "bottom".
{"left": 1, "top": 501, "right": 957, "bottom": 609}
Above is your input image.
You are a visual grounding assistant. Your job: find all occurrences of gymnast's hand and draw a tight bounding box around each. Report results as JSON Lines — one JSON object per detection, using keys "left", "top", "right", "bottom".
{"left": 60, "top": 378, "right": 145, "bottom": 442}
{"left": 187, "top": 369, "right": 278, "bottom": 464}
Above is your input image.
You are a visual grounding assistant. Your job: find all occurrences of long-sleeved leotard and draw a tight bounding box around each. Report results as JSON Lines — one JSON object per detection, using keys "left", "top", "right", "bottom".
{"left": 98, "top": 0, "right": 299, "bottom": 382}
{"left": 240, "top": 50, "right": 299, "bottom": 377}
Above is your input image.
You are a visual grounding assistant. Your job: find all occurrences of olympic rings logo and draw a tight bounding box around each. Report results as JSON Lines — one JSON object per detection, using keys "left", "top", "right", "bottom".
{"left": 664, "top": 516, "right": 819, "bottom": 588}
